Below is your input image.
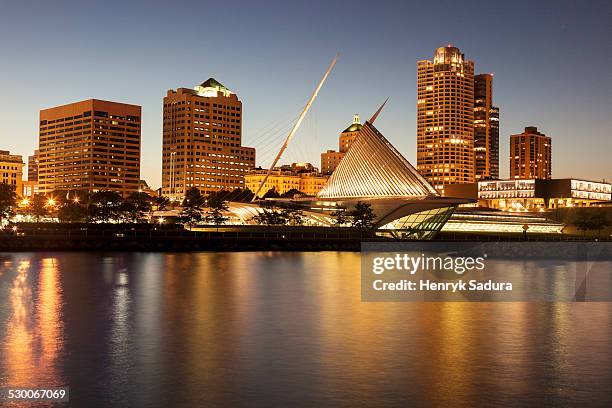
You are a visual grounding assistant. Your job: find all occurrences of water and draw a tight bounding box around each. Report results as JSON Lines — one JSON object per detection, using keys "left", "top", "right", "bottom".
{"left": 0, "top": 252, "right": 611, "bottom": 407}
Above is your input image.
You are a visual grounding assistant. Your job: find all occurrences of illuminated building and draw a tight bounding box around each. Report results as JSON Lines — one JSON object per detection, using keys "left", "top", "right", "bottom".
{"left": 417, "top": 46, "right": 475, "bottom": 190}
{"left": 0, "top": 150, "right": 24, "bottom": 193}
{"left": 38, "top": 99, "right": 141, "bottom": 196}
{"left": 229, "top": 103, "right": 471, "bottom": 239}
{"left": 246, "top": 163, "right": 329, "bottom": 197}
{"left": 161, "top": 78, "right": 255, "bottom": 200}
{"left": 27, "top": 149, "right": 39, "bottom": 182}
{"left": 320, "top": 114, "right": 362, "bottom": 174}
{"left": 444, "top": 178, "right": 611, "bottom": 211}
{"left": 21, "top": 180, "right": 38, "bottom": 198}
{"left": 510, "top": 126, "right": 551, "bottom": 179}
{"left": 474, "top": 74, "right": 499, "bottom": 180}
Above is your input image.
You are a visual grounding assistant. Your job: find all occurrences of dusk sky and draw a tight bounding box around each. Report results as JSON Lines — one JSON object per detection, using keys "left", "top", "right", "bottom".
{"left": 1, "top": 0, "right": 610, "bottom": 188}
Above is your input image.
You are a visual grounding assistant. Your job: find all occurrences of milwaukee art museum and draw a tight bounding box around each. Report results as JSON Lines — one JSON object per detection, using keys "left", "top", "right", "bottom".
{"left": 229, "top": 118, "right": 472, "bottom": 239}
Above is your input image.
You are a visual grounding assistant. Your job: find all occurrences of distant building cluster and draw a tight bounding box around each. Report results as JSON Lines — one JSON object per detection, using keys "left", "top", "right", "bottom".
{"left": 1, "top": 46, "right": 609, "bottom": 214}
{"left": 245, "top": 163, "right": 328, "bottom": 197}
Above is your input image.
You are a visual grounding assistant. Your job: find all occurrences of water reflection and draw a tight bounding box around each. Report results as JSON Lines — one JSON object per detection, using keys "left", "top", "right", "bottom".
{"left": 0, "top": 252, "right": 611, "bottom": 407}
{"left": 2, "top": 256, "right": 65, "bottom": 388}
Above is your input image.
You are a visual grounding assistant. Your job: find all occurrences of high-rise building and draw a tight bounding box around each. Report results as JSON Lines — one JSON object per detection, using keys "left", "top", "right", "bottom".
{"left": 38, "top": 99, "right": 141, "bottom": 196}
{"left": 27, "top": 149, "right": 39, "bottom": 182}
{"left": 510, "top": 126, "right": 552, "bottom": 179}
{"left": 417, "top": 46, "right": 475, "bottom": 191}
{"left": 0, "top": 150, "right": 24, "bottom": 194}
{"left": 161, "top": 78, "right": 255, "bottom": 200}
{"left": 320, "top": 114, "right": 362, "bottom": 175}
{"left": 474, "top": 74, "right": 499, "bottom": 180}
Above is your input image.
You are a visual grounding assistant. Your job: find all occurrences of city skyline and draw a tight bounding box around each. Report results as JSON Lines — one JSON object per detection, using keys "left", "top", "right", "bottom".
{"left": 1, "top": 0, "right": 611, "bottom": 189}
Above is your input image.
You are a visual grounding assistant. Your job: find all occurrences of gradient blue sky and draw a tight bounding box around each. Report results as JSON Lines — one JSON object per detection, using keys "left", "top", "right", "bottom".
{"left": 1, "top": 0, "right": 610, "bottom": 188}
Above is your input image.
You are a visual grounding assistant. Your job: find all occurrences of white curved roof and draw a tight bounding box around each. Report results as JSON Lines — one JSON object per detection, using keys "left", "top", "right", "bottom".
{"left": 317, "top": 122, "right": 438, "bottom": 199}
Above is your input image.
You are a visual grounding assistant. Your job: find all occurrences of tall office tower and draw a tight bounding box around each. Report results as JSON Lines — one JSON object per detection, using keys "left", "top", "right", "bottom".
{"left": 27, "top": 149, "right": 39, "bottom": 181}
{"left": 474, "top": 74, "right": 499, "bottom": 180}
{"left": 417, "top": 45, "right": 475, "bottom": 191}
{"left": 510, "top": 126, "right": 552, "bottom": 179}
{"left": 0, "top": 150, "right": 24, "bottom": 193}
{"left": 161, "top": 78, "right": 255, "bottom": 199}
{"left": 321, "top": 114, "right": 361, "bottom": 175}
{"left": 38, "top": 99, "right": 141, "bottom": 196}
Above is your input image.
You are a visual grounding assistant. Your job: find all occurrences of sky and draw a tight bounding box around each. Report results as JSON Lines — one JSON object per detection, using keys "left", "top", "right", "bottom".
{"left": 0, "top": 0, "right": 610, "bottom": 188}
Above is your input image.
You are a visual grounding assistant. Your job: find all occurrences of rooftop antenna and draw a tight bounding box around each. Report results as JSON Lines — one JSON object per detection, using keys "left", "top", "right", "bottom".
{"left": 252, "top": 54, "right": 339, "bottom": 201}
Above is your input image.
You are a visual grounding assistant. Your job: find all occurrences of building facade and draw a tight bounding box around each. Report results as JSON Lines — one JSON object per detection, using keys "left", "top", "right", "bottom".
{"left": 510, "top": 126, "right": 551, "bottom": 180}
{"left": 320, "top": 114, "right": 361, "bottom": 175}
{"left": 417, "top": 46, "right": 475, "bottom": 191}
{"left": 0, "top": 150, "right": 24, "bottom": 194}
{"left": 474, "top": 74, "right": 499, "bottom": 180}
{"left": 161, "top": 78, "right": 255, "bottom": 200}
{"left": 38, "top": 99, "right": 141, "bottom": 196}
{"left": 246, "top": 163, "right": 329, "bottom": 197}
{"left": 444, "top": 178, "right": 611, "bottom": 211}
{"left": 27, "top": 149, "right": 39, "bottom": 182}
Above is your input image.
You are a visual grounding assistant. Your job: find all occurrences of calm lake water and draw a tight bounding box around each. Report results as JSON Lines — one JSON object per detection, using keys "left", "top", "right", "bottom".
{"left": 1, "top": 252, "right": 611, "bottom": 407}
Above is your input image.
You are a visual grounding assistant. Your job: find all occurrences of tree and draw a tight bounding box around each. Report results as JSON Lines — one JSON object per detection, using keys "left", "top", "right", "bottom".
{"left": 262, "top": 187, "right": 280, "bottom": 199}
{"left": 178, "top": 187, "right": 205, "bottom": 228}
{"left": 88, "top": 191, "right": 123, "bottom": 223}
{"left": 152, "top": 195, "right": 170, "bottom": 211}
{"left": 331, "top": 206, "right": 348, "bottom": 227}
{"left": 26, "top": 194, "right": 49, "bottom": 222}
{"left": 280, "top": 203, "right": 304, "bottom": 226}
{"left": 250, "top": 201, "right": 287, "bottom": 225}
{"left": 348, "top": 201, "right": 376, "bottom": 230}
{"left": 573, "top": 208, "right": 594, "bottom": 237}
{"left": 122, "top": 192, "right": 152, "bottom": 223}
{"left": 58, "top": 202, "right": 88, "bottom": 223}
{"left": 0, "top": 183, "right": 17, "bottom": 226}
{"left": 205, "top": 196, "right": 229, "bottom": 228}
{"left": 280, "top": 188, "right": 304, "bottom": 198}
{"left": 589, "top": 212, "right": 610, "bottom": 239}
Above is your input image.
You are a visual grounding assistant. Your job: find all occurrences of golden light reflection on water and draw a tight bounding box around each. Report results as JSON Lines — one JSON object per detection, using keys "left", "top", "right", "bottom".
{"left": 3, "top": 257, "right": 64, "bottom": 387}
{"left": 1, "top": 252, "right": 611, "bottom": 407}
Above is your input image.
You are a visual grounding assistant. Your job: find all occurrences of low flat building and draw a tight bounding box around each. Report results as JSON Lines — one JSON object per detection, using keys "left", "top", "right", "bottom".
{"left": 0, "top": 150, "right": 24, "bottom": 194}
{"left": 444, "top": 178, "right": 612, "bottom": 211}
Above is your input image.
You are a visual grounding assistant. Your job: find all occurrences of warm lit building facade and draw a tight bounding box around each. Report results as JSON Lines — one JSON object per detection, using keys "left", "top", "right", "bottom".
{"left": 38, "top": 99, "right": 141, "bottom": 196}
{"left": 161, "top": 78, "right": 255, "bottom": 200}
{"left": 321, "top": 114, "right": 361, "bottom": 175}
{"left": 0, "top": 150, "right": 24, "bottom": 194}
{"left": 417, "top": 46, "right": 475, "bottom": 190}
{"left": 474, "top": 74, "right": 499, "bottom": 180}
{"left": 510, "top": 126, "right": 551, "bottom": 180}
{"left": 28, "top": 149, "right": 39, "bottom": 182}
{"left": 246, "top": 163, "right": 329, "bottom": 197}
{"left": 444, "top": 178, "right": 611, "bottom": 211}
{"left": 21, "top": 180, "right": 38, "bottom": 198}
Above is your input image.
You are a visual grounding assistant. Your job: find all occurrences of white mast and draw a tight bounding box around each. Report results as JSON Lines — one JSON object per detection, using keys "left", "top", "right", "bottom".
{"left": 252, "top": 54, "right": 339, "bottom": 201}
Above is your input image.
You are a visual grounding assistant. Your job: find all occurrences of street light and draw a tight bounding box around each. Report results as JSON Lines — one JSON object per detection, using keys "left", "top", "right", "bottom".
{"left": 47, "top": 198, "right": 56, "bottom": 206}
{"left": 20, "top": 198, "right": 30, "bottom": 206}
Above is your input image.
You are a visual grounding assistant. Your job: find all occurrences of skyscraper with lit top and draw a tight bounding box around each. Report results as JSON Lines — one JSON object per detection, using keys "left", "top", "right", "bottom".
{"left": 417, "top": 46, "right": 475, "bottom": 191}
